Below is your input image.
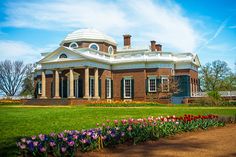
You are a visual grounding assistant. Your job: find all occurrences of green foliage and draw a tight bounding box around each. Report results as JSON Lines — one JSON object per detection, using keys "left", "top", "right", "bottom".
{"left": 200, "top": 60, "right": 233, "bottom": 91}
{"left": 207, "top": 91, "right": 221, "bottom": 100}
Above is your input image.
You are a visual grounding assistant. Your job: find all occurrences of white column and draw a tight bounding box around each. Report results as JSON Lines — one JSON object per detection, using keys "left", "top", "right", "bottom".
{"left": 40, "top": 70, "right": 47, "bottom": 99}
{"left": 94, "top": 68, "right": 100, "bottom": 99}
{"left": 68, "top": 68, "right": 75, "bottom": 98}
{"left": 83, "top": 67, "right": 90, "bottom": 99}
{"left": 54, "top": 69, "right": 61, "bottom": 99}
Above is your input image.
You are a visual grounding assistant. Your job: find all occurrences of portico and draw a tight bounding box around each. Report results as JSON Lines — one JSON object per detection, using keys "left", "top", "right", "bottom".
{"left": 39, "top": 67, "right": 100, "bottom": 99}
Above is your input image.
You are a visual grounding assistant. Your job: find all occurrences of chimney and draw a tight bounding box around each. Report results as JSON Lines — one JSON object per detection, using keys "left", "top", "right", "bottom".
{"left": 123, "top": 34, "right": 131, "bottom": 49}
{"left": 150, "top": 40, "right": 156, "bottom": 51}
{"left": 155, "top": 44, "right": 162, "bottom": 51}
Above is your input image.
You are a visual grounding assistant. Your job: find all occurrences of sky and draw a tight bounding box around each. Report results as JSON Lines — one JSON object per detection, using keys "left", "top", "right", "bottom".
{"left": 0, "top": 0, "right": 235, "bottom": 70}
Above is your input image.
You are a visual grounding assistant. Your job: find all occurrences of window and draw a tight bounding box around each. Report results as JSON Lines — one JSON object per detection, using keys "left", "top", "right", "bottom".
{"left": 148, "top": 77, "right": 157, "bottom": 92}
{"left": 89, "top": 77, "right": 94, "bottom": 97}
{"left": 106, "top": 78, "right": 111, "bottom": 98}
{"left": 108, "top": 46, "right": 114, "bottom": 54}
{"left": 124, "top": 78, "right": 132, "bottom": 98}
{"left": 69, "top": 42, "right": 78, "bottom": 49}
{"left": 59, "top": 53, "right": 67, "bottom": 59}
{"left": 161, "top": 76, "right": 169, "bottom": 92}
{"left": 89, "top": 43, "right": 99, "bottom": 51}
{"left": 38, "top": 81, "right": 42, "bottom": 94}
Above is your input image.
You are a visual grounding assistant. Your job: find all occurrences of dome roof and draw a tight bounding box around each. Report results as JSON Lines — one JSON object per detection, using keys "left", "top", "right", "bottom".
{"left": 61, "top": 28, "right": 117, "bottom": 46}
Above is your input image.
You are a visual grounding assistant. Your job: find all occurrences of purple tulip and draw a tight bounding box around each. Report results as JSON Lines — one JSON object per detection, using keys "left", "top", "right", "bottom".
{"left": 26, "top": 140, "right": 31, "bottom": 144}
{"left": 121, "top": 132, "right": 125, "bottom": 137}
{"left": 80, "top": 139, "right": 87, "bottom": 144}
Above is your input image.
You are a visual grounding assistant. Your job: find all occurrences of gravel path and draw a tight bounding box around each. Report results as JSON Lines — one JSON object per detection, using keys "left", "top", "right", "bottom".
{"left": 79, "top": 124, "right": 236, "bottom": 157}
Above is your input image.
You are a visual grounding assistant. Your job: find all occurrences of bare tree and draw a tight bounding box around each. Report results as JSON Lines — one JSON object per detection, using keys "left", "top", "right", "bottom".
{"left": 158, "top": 76, "right": 180, "bottom": 98}
{"left": 20, "top": 64, "right": 35, "bottom": 96}
{"left": 0, "top": 60, "right": 29, "bottom": 96}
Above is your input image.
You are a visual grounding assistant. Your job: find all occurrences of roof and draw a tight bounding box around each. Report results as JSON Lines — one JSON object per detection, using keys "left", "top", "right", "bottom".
{"left": 60, "top": 28, "right": 117, "bottom": 46}
{"left": 38, "top": 46, "right": 201, "bottom": 67}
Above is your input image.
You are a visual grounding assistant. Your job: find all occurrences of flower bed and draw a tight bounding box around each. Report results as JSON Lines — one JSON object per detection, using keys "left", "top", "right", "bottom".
{"left": 17, "top": 114, "right": 224, "bottom": 156}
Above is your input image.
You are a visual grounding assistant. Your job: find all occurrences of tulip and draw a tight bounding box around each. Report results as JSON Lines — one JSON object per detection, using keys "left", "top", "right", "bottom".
{"left": 40, "top": 147, "right": 46, "bottom": 152}
{"left": 61, "top": 147, "right": 66, "bottom": 153}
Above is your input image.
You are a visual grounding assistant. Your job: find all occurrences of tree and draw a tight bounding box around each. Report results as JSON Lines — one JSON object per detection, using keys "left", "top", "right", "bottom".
{"left": 20, "top": 64, "right": 35, "bottom": 96}
{"left": 0, "top": 60, "right": 30, "bottom": 96}
{"left": 158, "top": 76, "right": 180, "bottom": 98}
{"left": 200, "top": 60, "right": 232, "bottom": 91}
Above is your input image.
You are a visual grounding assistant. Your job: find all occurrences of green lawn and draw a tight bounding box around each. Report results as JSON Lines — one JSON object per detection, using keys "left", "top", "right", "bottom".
{"left": 0, "top": 105, "right": 236, "bottom": 156}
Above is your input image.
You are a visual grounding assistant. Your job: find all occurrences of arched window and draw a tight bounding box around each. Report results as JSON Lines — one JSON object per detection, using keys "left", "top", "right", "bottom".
{"left": 108, "top": 46, "right": 114, "bottom": 54}
{"left": 69, "top": 42, "right": 78, "bottom": 49}
{"left": 59, "top": 53, "right": 67, "bottom": 58}
{"left": 89, "top": 43, "right": 99, "bottom": 51}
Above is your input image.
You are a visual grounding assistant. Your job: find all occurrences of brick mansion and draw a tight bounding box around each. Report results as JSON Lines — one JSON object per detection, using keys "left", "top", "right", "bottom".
{"left": 33, "top": 28, "right": 200, "bottom": 104}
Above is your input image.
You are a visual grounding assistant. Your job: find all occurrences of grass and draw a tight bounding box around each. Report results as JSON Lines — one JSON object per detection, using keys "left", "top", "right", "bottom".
{"left": 0, "top": 104, "right": 236, "bottom": 156}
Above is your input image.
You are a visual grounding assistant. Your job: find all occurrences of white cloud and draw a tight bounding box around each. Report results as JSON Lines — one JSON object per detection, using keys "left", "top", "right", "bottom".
{"left": 1, "top": 0, "right": 201, "bottom": 52}
{"left": 0, "top": 40, "right": 56, "bottom": 63}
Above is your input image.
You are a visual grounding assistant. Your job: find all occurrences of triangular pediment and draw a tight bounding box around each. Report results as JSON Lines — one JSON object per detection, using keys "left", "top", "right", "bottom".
{"left": 193, "top": 54, "right": 201, "bottom": 66}
{"left": 38, "top": 46, "right": 86, "bottom": 63}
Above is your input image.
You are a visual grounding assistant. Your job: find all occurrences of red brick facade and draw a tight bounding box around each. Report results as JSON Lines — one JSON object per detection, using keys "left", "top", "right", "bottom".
{"left": 34, "top": 68, "right": 198, "bottom": 102}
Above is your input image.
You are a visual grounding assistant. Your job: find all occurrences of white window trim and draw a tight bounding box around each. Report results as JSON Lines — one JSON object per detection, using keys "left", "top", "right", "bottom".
{"left": 89, "top": 76, "right": 94, "bottom": 97}
{"left": 148, "top": 77, "right": 157, "bottom": 92}
{"left": 69, "top": 42, "right": 78, "bottom": 49}
{"left": 108, "top": 46, "right": 114, "bottom": 55}
{"left": 161, "top": 76, "right": 169, "bottom": 92}
{"left": 59, "top": 53, "right": 68, "bottom": 59}
{"left": 106, "top": 78, "right": 111, "bottom": 99}
{"left": 38, "top": 81, "right": 42, "bottom": 94}
{"left": 123, "top": 78, "right": 132, "bottom": 99}
{"left": 89, "top": 43, "right": 100, "bottom": 51}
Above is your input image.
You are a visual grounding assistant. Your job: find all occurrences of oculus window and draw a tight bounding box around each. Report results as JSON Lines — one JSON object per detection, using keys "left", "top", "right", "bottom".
{"left": 59, "top": 54, "right": 67, "bottom": 59}
{"left": 69, "top": 42, "right": 78, "bottom": 49}
{"left": 89, "top": 43, "right": 99, "bottom": 51}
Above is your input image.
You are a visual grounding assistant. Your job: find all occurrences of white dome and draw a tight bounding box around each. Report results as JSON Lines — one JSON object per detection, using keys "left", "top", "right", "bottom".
{"left": 61, "top": 28, "right": 117, "bottom": 45}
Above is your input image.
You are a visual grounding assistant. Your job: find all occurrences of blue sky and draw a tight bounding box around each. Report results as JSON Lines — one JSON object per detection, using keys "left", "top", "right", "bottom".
{"left": 0, "top": 0, "right": 235, "bottom": 70}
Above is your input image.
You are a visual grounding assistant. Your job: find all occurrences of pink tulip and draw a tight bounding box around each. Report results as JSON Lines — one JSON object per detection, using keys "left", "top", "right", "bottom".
{"left": 31, "top": 136, "right": 36, "bottom": 140}
{"left": 68, "top": 141, "right": 75, "bottom": 146}
{"left": 40, "top": 147, "right": 46, "bottom": 152}
{"left": 20, "top": 144, "right": 26, "bottom": 149}
{"left": 33, "top": 141, "right": 38, "bottom": 147}
{"left": 127, "top": 125, "right": 132, "bottom": 132}
{"left": 61, "top": 147, "right": 66, "bottom": 153}
{"left": 21, "top": 138, "right": 26, "bottom": 143}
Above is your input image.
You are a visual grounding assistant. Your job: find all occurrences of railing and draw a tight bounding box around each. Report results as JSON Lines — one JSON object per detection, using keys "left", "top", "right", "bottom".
{"left": 192, "top": 91, "right": 236, "bottom": 97}
{"left": 0, "top": 95, "right": 32, "bottom": 100}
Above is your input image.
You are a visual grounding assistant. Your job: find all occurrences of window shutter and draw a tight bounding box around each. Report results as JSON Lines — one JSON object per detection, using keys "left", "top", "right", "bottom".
{"left": 111, "top": 80, "right": 113, "bottom": 99}
{"left": 89, "top": 77, "right": 91, "bottom": 97}
{"left": 78, "top": 78, "right": 83, "bottom": 98}
{"left": 51, "top": 81, "right": 54, "bottom": 98}
{"left": 99, "top": 79, "right": 101, "bottom": 97}
{"left": 157, "top": 77, "right": 161, "bottom": 92}
{"left": 105, "top": 79, "right": 107, "bottom": 99}
{"left": 63, "top": 79, "right": 67, "bottom": 98}
{"left": 121, "top": 78, "right": 124, "bottom": 99}
{"left": 131, "top": 79, "right": 134, "bottom": 99}
{"left": 145, "top": 79, "right": 148, "bottom": 94}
